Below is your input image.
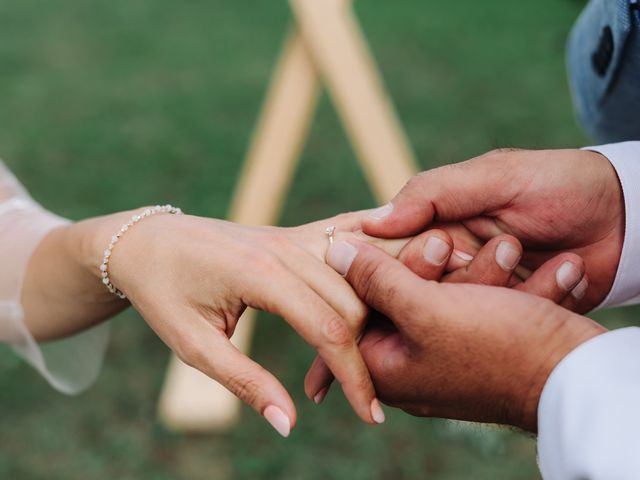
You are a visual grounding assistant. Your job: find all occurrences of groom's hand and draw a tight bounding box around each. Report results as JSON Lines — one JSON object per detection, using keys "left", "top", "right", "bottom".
{"left": 305, "top": 226, "right": 590, "bottom": 403}
{"left": 363, "top": 148, "right": 624, "bottom": 311}
{"left": 327, "top": 239, "right": 606, "bottom": 432}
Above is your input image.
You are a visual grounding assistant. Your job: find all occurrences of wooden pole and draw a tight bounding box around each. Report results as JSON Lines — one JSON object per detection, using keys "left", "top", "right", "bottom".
{"left": 158, "top": 0, "right": 417, "bottom": 432}
{"left": 158, "top": 30, "right": 320, "bottom": 431}
{"left": 290, "top": 0, "right": 417, "bottom": 202}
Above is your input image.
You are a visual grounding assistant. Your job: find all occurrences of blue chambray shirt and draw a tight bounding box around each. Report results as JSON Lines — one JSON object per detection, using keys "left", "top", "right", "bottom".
{"left": 568, "top": 0, "right": 640, "bottom": 142}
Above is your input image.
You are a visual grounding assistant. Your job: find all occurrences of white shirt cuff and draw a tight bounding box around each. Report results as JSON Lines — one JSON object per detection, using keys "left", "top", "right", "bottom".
{"left": 586, "top": 142, "right": 640, "bottom": 308}
{"left": 538, "top": 327, "right": 640, "bottom": 479}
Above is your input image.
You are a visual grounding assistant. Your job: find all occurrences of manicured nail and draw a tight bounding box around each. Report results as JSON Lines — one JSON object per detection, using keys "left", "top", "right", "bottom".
{"left": 370, "top": 398, "right": 385, "bottom": 424}
{"left": 368, "top": 203, "right": 393, "bottom": 221}
{"left": 313, "top": 387, "right": 329, "bottom": 405}
{"left": 423, "top": 236, "right": 451, "bottom": 265}
{"left": 556, "top": 262, "right": 581, "bottom": 291}
{"left": 453, "top": 249, "right": 473, "bottom": 262}
{"left": 327, "top": 241, "right": 358, "bottom": 276}
{"left": 571, "top": 277, "right": 588, "bottom": 300}
{"left": 495, "top": 241, "right": 521, "bottom": 271}
{"left": 263, "top": 405, "right": 291, "bottom": 438}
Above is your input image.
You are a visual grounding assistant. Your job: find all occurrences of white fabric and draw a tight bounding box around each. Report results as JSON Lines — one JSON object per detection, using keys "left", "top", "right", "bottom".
{"left": 538, "top": 328, "right": 640, "bottom": 479}
{"left": 0, "top": 160, "right": 108, "bottom": 394}
{"left": 587, "top": 141, "right": 640, "bottom": 308}
{"left": 536, "top": 142, "right": 640, "bottom": 478}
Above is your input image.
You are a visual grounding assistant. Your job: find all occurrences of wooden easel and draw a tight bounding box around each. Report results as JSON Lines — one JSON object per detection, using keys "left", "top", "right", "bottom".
{"left": 158, "top": 0, "right": 418, "bottom": 432}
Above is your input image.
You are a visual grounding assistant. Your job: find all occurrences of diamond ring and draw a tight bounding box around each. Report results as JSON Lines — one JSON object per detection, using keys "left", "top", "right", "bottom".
{"left": 325, "top": 226, "right": 336, "bottom": 245}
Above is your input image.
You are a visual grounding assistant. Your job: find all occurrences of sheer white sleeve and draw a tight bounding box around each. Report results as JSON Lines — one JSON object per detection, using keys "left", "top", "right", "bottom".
{"left": 0, "top": 160, "right": 109, "bottom": 394}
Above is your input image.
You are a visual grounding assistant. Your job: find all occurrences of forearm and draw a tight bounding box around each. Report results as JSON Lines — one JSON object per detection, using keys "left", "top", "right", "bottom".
{"left": 20, "top": 210, "right": 138, "bottom": 342}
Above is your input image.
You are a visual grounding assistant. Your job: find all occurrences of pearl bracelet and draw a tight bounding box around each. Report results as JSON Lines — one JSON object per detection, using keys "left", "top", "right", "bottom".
{"left": 100, "top": 204, "right": 183, "bottom": 299}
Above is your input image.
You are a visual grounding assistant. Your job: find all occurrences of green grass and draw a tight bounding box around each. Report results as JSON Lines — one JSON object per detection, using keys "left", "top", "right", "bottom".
{"left": 2, "top": 0, "right": 639, "bottom": 478}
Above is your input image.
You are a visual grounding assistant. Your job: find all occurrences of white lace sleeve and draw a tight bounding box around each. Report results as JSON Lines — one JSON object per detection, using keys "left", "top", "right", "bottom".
{"left": 0, "top": 160, "right": 109, "bottom": 394}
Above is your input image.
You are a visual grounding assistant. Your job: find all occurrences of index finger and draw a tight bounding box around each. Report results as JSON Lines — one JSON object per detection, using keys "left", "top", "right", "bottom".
{"left": 362, "top": 151, "right": 523, "bottom": 238}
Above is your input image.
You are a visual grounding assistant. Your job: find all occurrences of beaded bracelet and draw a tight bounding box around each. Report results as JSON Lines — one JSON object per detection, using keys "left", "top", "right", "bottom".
{"left": 100, "top": 204, "right": 183, "bottom": 299}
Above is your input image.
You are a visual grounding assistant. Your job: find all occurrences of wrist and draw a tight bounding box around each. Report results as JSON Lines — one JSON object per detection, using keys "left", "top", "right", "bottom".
{"left": 515, "top": 313, "right": 607, "bottom": 433}
{"left": 585, "top": 143, "right": 640, "bottom": 308}
{"left": 78, "top": 206, "right": 185, "bottom": 299}
{"left": 74, "top": 210, "right": 140, "bottom": 282}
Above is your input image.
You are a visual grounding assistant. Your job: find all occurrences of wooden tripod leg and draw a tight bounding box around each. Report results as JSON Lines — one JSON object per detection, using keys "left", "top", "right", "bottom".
{"left": 157, "top": 29, "right": 320, "bottom": 432}
{"left": 290, "top": 0, "right": 417, "bottom": 202}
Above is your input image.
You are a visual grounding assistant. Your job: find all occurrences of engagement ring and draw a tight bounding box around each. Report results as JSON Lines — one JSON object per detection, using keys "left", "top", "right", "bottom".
{"left": 325, "top": 226, "right": 336, "bottom": 245}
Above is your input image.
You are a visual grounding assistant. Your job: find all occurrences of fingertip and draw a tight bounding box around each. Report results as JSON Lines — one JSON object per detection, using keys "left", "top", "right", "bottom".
{"left": 362, "top": 200, "right": 432, "bottom": 239}
{"left": 263, "top": 405, "right": 292, "bottom": 438}
{"left": 326, "top": 241, "right": 358, "bottom": 276}
{"left": 367, "top": 203, "right": 394, "bottom": 222}
{"left": 495, "top": 238, "right": 522, "bottom": 272}
{"left": 313, "top": 387, "right": 330, "bottom": 405}
{"left": 422, "top": 230, "right": 453, "bottom": 266}
{"left": 370, "top": 398, "right": 386, "bottom": 424}
{"left": 304, "top": 356, "right": 334, "bottom": 402}
{"left": 396, "top": 229, "right": 453, "bottom": 280}
{"left": 515, "top": 252, "right": 587, "bottom": 308}
{"left": 447, "top": 249, "right": 474, "bottom": 271}
{"left": 571, "top": 275, "right": 589, "bottom": 300}
{"left": 261, "top": 384, "right": 298, "bottom": 432}
{"left": 556, "top": 260, "right": 583, "bottom": 292}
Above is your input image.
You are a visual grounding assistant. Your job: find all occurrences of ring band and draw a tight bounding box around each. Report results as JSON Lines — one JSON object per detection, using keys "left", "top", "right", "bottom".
{"left": 325, "top": 226, "right": 336, "bottom": 245}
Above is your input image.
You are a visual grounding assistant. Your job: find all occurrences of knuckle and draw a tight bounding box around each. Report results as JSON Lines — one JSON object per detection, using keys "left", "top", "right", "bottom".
{"left": 399, "top": 171, "right": 431, "bottom": 196}
{"left": 265, "top": 231, "right": 290, "bottom": 250}
{"left": 486, "top": 147, "right": 524, "bottom": 158}
{"left": 250, "top": 250, "right": 282, "bottom": 274}
{"left": 480, "top": 148, "right": 529, "bottom": 173}
{"left": 350, "top": 372, "right": 373, "bottom": 393}
{"left": 226, "top": 372, "right": 261, "bottom": 406}
{"left": 321, "top": 314, "right": 353, "bottom": 347}
{"left": 343, "top": 298, "right": 369, "bottom": 327}
{"left": 382, "top": 283, "right": 403, "bottom": 308}
{"left": 356, "top": 260, "right": 402, "bottom": 306}
{"left": 175, "top": 339, "right": 208, "bottom": 372}
{"left": 410, "top": 170, "right": 433, "bottom": 186}
{"left": 354, "top": 260, "right": 383, "bottom": 300}
{"left": 331, "top": 211, "right": 356, "bottom": 225}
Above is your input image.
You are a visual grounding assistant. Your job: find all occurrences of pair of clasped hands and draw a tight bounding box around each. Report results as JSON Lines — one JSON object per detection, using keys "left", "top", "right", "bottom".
{"left": 104, "top": 148, "right": 622, "bottom": 438}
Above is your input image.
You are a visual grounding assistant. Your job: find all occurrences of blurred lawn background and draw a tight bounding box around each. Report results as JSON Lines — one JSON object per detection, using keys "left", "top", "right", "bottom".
{"left": 1, "top": 0, "right": 638, "bottom": 478}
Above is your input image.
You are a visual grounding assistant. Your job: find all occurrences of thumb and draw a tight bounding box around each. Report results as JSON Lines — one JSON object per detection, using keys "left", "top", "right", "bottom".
{"left": 326, "top": 239, "right": 430, "bottom": 325}
{"left": 362, "top": 150, "right": 523, "bottom": 238}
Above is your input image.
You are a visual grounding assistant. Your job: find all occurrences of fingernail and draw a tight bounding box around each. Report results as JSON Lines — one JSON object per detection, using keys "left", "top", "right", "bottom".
{"left": 423, "top": 236, "right": 451, "bottom": 265}
{"left": 263, "top": 405, "right": 291, "bottom": 438}
{"left": 453, "top": 249, "right": 474, "bottom": 262}
{"left": 368, "top": 203, "right": 393, "bottom": 221}
{"left": 571, "top": 277, "right": 588, "bottom": 300}
{"left": 327, "top": 241, "right": 358, "bottom": 276}
{"left": 370, "top": 398, "right": 385, "bottom": 424}
{"left": 313, "top": 387, "right": 329, "bottom": 405}
{"left": 495, "top": 241, "right": 521, "bottom": 271}
{"left": 556, "top": 262, "right": 581, "bottom": 291}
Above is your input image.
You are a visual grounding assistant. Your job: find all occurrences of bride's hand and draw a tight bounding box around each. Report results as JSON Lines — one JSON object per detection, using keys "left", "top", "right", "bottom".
{"left": 82, "top": 209, "right": 403, "bottom": 436}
